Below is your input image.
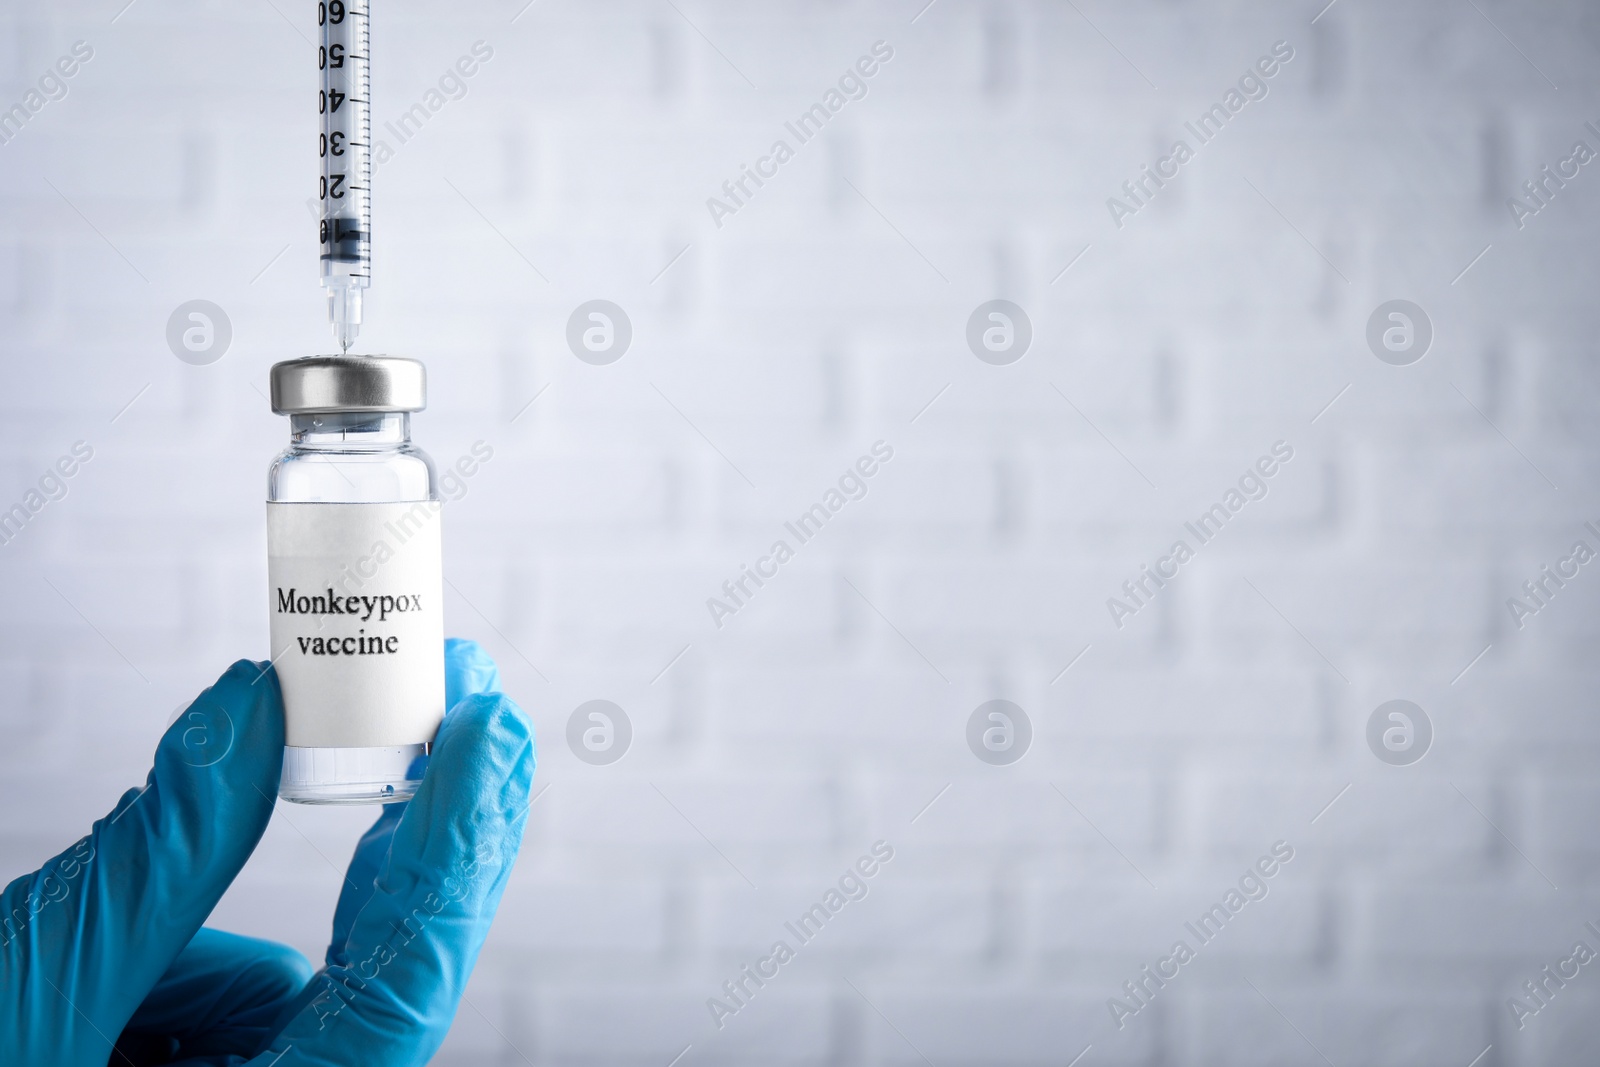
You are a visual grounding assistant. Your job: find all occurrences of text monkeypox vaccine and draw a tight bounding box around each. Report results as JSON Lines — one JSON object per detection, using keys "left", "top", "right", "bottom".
{"left": 268, "top": 501, "right": 444, "bottom": 748}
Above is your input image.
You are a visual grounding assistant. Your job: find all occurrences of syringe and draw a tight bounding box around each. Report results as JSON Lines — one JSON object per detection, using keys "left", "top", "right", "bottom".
{"left": 318, "top": 0, "right": 371, "bottom": 353}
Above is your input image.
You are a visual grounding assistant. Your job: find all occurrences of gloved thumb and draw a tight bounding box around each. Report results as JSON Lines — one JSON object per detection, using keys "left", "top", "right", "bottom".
{"left": 0, "top": 660, "right": 284, "bottom": 1062}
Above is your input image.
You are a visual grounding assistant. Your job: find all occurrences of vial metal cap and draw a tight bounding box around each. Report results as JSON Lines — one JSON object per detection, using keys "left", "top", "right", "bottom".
{"left": 270, "top": 356, "right": 426, "bottom": 414}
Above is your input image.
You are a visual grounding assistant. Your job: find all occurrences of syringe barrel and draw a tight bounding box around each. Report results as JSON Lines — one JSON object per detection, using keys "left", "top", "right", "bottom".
{"left": 319, "top": 0, "right": 371, "bottom": 295}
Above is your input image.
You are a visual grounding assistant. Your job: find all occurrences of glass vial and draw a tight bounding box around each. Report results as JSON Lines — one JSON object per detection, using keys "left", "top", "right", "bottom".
{"left": 267, "top": 356, "right": 446, "bottom": 804}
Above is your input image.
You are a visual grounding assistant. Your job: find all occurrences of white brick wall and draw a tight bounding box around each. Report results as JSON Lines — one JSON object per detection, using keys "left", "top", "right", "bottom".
{"left": 3, "top": 0, "right": 1599, "bottom": 1063}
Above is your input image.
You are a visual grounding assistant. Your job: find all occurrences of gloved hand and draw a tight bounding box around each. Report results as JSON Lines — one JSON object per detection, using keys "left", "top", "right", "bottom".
{"left": 0, "top": 638, "right": 535, "bottom": 1067}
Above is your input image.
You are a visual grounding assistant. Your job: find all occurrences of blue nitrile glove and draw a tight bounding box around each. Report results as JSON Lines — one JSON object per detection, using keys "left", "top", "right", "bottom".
{"left": 245, "top": 638, "right": 533, "bottom": 1067}
{"left": 0, "top": 638, "right": 533, "bottom": 1067}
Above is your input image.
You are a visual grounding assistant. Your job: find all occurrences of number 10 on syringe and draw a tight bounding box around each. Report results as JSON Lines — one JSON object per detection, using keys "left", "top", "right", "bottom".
{"left": 319, "top": 0, "right": 370, "bottom": 353}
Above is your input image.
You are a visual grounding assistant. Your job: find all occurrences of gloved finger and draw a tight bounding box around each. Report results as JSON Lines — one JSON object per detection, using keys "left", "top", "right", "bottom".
{"left": 322, "top": 803, "right": 405, "bottom": 974}
{"left": 326, "top": 638, "right": 502, "bottom": 970}
{"left": 0, "top": 661, "right": 283, "bottom": 1067}
{"left": 113, "top": 927, "right": 312, "bottom": 1066}
{"left": 261, "top": 692, "right": 534, "bottom": 1066}
{"left": 444, "top": 637, "right": 501, "bottom": 710}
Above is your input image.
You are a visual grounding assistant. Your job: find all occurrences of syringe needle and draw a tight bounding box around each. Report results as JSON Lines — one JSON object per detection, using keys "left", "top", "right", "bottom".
{"left": 327, "top": 281, "right": 363, "bottom": 356}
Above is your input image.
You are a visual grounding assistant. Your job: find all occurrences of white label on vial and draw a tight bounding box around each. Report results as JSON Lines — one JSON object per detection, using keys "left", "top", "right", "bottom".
{"left": 267, "top": 501, "right": 445, "bottom": 748}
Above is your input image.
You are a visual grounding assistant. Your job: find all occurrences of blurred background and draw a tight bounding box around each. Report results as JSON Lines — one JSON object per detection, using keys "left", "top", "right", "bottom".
{"left": 4, "top": 0, "right": 1600, "bottom": 1063}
